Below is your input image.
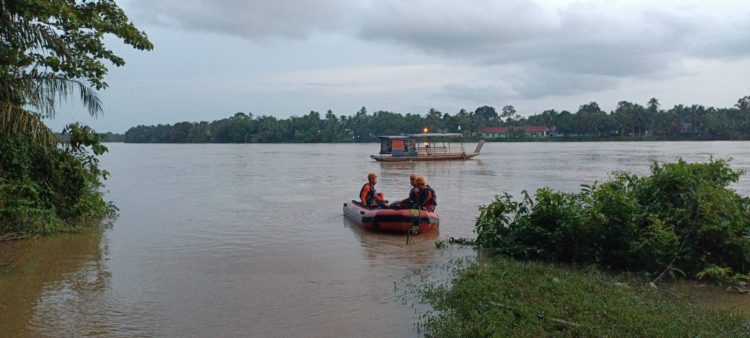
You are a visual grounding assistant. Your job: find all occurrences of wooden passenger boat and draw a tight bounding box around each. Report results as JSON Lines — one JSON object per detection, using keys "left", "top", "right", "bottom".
{"left": 370, "top": 133, "right": 484, "bottom": 162}
{"left": 343, "top": 201, "right": 439, "bottom": 234}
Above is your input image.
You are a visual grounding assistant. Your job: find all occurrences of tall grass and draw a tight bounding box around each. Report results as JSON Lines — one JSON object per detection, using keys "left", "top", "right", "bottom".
{"left": 418, "top": 257, "right": 750, "bottom": 337}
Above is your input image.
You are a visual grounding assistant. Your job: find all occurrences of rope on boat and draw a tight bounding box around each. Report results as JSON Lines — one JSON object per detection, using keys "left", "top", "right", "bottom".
{"left": 406, "top": 208, "right": 420, "bottom": 245}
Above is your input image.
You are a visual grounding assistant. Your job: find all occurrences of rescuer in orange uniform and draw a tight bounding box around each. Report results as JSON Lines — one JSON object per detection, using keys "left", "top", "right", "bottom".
{"left": 389, "top": 173, "right": 420, "bottom": 209}
{"left": 360, "top": 173, "right": 378, "bottom": 208}
{"left": 415, "top": 176, "right": 437, "bottom": 212}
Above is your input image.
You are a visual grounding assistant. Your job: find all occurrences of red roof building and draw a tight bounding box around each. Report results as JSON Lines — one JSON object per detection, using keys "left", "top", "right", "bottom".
{"left": 481, "top": 125, "right": 551, "bottom": 138}
{"left": 481, "top": 127, "right": 509, "bottom": 134}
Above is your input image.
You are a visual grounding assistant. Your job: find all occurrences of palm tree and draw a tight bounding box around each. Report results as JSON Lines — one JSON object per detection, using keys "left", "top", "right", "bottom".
{"left": 1, "top": 70, "right": 102, "bottom": 144}
{"left": 0, "top": 0, "right": 152, "bottom": 145}
{"left": 1, "top": 7, "right": 102, "bottom": 144}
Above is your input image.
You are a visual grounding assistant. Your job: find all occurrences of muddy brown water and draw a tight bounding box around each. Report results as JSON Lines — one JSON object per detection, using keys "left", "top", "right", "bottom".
{"left": 2, "top": 142, "right": 749, "bottom": 337}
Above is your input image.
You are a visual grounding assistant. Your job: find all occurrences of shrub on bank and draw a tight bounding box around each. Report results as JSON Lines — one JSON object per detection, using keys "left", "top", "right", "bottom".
{"left": 0, "top": 124, "right": 115, "bottom": 237}
{"left": 418, "top": 258, "right": 750, "bottom": 337}
{"left": 475, "top": 159, "right": 750, "bottom": 281}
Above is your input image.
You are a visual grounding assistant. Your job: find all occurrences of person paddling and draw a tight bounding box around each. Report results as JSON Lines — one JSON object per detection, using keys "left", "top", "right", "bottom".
{"left": 359, "top": 173, "right": 378, "bottom": 208}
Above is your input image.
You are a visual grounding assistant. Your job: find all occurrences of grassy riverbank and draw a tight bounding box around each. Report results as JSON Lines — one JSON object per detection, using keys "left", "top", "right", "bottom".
{"left": 417, "top": 257, "right": 750, "bottom": 337}
{"left": 416, "top": 159, "right": 750, "bottom": 336}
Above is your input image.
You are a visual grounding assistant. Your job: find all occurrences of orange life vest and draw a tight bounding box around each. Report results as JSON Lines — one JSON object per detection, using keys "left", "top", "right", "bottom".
{"left": 418, "top": 185, "right": 437, "bottom": 210}
{"left": 360, "top": 183, "right": 376, "bottom": 206}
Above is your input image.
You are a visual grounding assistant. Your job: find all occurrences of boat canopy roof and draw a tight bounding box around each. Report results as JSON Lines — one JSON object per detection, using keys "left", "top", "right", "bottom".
{"left": 376, "top": 133, "right": 463, "bottom": 140}
{"left": 409, "top": 133, "right": 462, "bottom": 138}
{"left": 376, "top": 135, "right": 409, "bottom": 140}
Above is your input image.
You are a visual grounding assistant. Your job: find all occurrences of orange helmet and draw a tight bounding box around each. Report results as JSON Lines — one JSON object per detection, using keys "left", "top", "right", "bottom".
{"left": 415, "top": 176, "right": 427, "bottom": 185}
{"left": 367, "top": 173, "right": 377, "bottom": 180}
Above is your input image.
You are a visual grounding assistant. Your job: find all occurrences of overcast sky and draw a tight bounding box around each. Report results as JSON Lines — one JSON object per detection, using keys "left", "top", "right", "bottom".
{"left": 48, "top": 0, "right": 750, "bottom": 133}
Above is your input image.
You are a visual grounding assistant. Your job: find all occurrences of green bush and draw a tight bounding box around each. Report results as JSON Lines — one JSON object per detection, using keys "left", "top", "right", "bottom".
{"left": 0, "top": 123, "right": 116, "bottom": 237}
{"left": 475, "top": 159, "right": 750, "bottom": 280}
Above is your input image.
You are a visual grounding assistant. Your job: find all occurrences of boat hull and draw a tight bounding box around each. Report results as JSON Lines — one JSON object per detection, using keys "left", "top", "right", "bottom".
{"left": 343, "top": 201, "right": 439, "bottom": 233}
{"left": 370, "top": 152, "right": 480, "bottom": 162}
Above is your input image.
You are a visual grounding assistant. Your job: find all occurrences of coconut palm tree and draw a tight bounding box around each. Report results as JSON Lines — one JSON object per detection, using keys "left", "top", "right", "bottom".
{"left": 0, "top": 70, "right": 102, "bottom": 144}
{"left": 0, "top": 0, "right": 151, "bottom": 145}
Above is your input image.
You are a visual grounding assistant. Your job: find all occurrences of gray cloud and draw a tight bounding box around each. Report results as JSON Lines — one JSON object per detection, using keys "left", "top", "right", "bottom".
{"left": 439, "top": 83, "right": 516, "bottom": 103}
{"left": 510, "top": 68, "right": 620, "bottom": 99}
{"left": 124, "top": 0, "right": 750, "bottom": 100}
{"left": 128, "top": 0, "right": 355, "bottom": 39}
{"left": 439, "top": 65, "right": 619, "bottom": 103}
{"left": 358, "top": 0, "right": 551, "bottom": 52}
{"left": 359, "top": 1, "right": 699, "bottom": 75}
{"left": 356, "top": 1, "right": 749, "bottom": 97}
{"left": 683, "top": 10, "right": 750, "bottom": 60}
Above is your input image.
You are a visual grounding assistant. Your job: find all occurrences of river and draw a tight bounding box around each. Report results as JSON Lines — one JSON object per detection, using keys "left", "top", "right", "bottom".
{"left": 1, "top": 142, "right": 749, "bottom": 337}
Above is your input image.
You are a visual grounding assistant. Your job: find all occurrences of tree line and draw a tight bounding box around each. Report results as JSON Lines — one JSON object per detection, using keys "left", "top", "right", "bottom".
{"left": 122, "top": 96, "right": 750, "bottom": 143}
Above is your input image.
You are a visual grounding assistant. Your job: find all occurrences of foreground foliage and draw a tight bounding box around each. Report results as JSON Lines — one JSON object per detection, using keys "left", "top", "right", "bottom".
{"left": 1, "top": 1, "right": 150, "bottom": 237}
{"left": 475, "top": 159, "right": 750, "bottom": 281}
{"left": 0, "top": 124, "right": 115, "bottom": 237}
{"left": 419, "top": 258, "right": 750, "bottom": 337}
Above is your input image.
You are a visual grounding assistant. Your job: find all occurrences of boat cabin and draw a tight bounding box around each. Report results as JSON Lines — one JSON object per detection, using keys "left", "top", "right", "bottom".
{"left": 378, "top": 136, "right": 414, "bottom": 156}
{"left": 373, "top": 133, "right": 481, "bottom": 161}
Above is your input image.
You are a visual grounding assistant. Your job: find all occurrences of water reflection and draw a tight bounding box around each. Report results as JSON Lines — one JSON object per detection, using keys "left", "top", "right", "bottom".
{"left": 672, "top": 282, "right": 750, "bottom": 318}
{"left": 343, "top": 218, "right": 438, "bottom": 268}
{"left": 0, "top": 231, "right": 102, "bottom": 336}
{"left": 0, "top": 229, "right": 159, "bottom": 337}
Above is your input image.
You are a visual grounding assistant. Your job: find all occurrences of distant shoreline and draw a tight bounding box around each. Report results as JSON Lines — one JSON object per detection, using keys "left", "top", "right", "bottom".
{"left": 102, "top": 138, "right": 750, "bottom": 144}
{"left": 116, "top": 97, "right": 750, "bottom": 143}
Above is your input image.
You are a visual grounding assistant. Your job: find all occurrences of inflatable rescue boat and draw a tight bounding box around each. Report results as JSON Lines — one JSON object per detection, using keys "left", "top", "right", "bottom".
{"left": 343, "top": 201, "right": 439, "bottom": 234}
